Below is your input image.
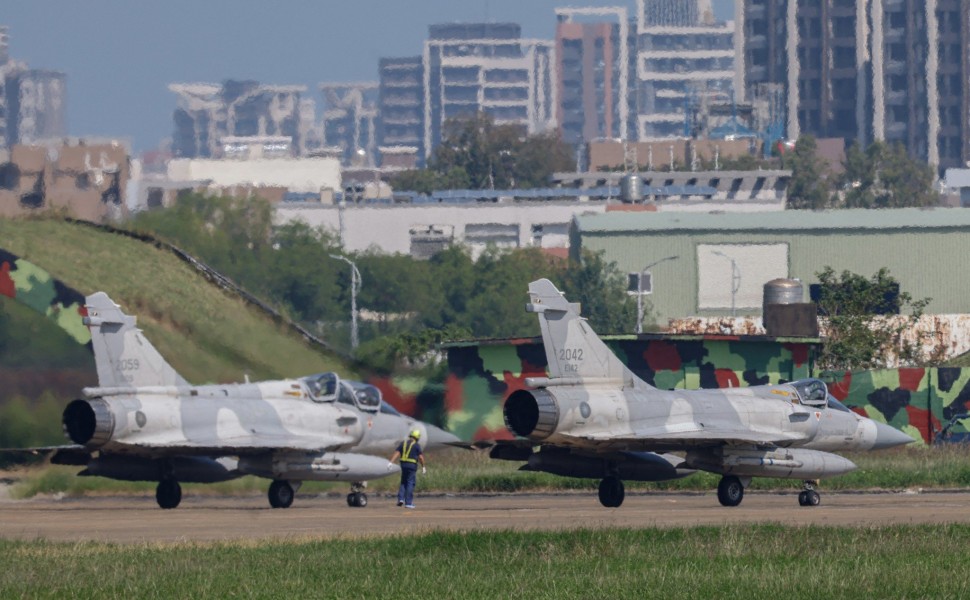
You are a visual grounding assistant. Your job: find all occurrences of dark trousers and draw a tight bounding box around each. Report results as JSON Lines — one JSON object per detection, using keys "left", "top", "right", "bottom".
{"left": 397, "top": 465, "right": 417, "bottom": 505}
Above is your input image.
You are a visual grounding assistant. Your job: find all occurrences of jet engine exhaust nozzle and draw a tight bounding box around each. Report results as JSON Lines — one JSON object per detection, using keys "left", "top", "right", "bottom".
{"left": 504, "top": 389, "right": 559, "bottom": 440}
{"left": 63, "top": 398, "right": 114, "bottom": 448}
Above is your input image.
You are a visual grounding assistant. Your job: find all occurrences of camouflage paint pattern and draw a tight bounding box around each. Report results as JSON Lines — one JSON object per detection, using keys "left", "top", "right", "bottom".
{"left": 0, "top": 248, "right": 90, "bottom": 346}
{"left": 440, "top": 333, "right": 817, "bottom": 442}
{"left": 824, "top": 368, "right": 970, "bottom": 445}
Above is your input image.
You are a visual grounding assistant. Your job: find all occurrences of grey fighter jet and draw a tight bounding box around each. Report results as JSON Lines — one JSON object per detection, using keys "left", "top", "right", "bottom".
{"left": 491, "top": 279, "right": 913, "bottom": 508}
{"left": 34, "top": 292, "right": 459, "bottom": 509}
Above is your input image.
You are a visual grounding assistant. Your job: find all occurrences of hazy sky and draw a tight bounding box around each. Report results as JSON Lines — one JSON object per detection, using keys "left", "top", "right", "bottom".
{"left": 3, "top": 1, "right": 734, "bottom": 152}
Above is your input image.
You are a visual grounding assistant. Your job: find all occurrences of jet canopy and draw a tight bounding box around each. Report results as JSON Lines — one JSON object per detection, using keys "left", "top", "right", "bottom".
{"left": 789, "top": 378, "right": 853, "bottom": 412}
{"left": 301, "top": 373, "right": 386, "bottom": 414}
{"left": 791, "top": 379, "right": 828, "bottom": 407}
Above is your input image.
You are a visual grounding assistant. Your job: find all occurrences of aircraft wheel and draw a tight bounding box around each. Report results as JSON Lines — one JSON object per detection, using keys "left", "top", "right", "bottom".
{"left": 156, "top": 479, "right": 182, "bottom": 510}
{"left": 798, "top": 491, "right": 809, "bottom": 506}
{"left": 805, "top": 490, "right": 820, "bottom": 506}
{"left": 717, "top": 476, "right": 744, "bottom": 507}
{"left": 268, "top": 480, "right": 295, "bottom": 509}
{"left": 346, "top": 492, "right": 368, "bottom": 507}
{"left": 598, "top": 476, "right": 625, "bottom": 508}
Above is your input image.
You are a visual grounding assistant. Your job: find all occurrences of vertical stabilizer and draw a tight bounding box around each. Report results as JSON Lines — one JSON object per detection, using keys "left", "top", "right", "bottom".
{"left": 527, "top": 279, "right": 644, "bottom": 386}
{"left": 84, "top": 292, "right": 188, "bottom": 388}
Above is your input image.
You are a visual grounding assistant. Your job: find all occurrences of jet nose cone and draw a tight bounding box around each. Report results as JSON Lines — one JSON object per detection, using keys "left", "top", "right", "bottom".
{"left": 422, "top": 424, "right": 462, "bottom": 449}
{"left": 872, "top": 421, "right": 915, "bottom": 449}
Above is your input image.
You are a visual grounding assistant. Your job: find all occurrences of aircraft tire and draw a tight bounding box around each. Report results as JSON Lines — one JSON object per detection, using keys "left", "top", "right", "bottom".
{"left": 798, "top": 491, "right": 808, "bottom": 506}
{"left": 598, "top": 476, "right": 625, "bottom": 508}
{"left": 806, "top": 490, "right": 820, "bottom": 506}
{"left": 156, "top": 479, "right": 182, "bottom": 509}
{"left": 346, "top": 492, "right": 368, "bottom": 507}
{"left": 268, "top": 480, "right": 295, "bottom": 509}
{"left": 717, "top": 476, "right": 744, "bottom": 507}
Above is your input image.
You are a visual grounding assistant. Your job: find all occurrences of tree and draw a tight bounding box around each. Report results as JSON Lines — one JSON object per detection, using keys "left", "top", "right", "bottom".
{"left": 814, "top": 266, "right": 932, "bottom": 371}
{"left": 785, "top": 135, "right": 832, "bottom": 210}
{"left": 393, "top": 112, "right": 574, "bottom": 192}
{"left": 840, "top": 141, "right": 939, "bottom": 208}
{"left": 558, "top": 250, "right": 637, "bottom": 334}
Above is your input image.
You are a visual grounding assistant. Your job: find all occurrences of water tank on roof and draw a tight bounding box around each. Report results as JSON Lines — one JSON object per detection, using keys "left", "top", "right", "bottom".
{"left": 763, "top": 278, "right": 818, "bottom": 338}
{"left": 763, "top": 278, "right": 803, "bottom": 309}
{"left": 620, "top": 174, "right": 643, "bottom": 203}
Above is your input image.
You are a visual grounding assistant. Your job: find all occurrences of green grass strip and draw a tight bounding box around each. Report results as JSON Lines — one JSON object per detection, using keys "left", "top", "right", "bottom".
{"left": 1, "top": 525, "right": 969, "bottom": 599}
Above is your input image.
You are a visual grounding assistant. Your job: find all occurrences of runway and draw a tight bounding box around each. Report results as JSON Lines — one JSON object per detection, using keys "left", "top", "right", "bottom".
{"left": 2, "top": 490, "right": 969, "bottom": 544}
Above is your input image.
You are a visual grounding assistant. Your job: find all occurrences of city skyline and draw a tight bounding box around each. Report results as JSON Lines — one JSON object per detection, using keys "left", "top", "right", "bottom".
{"left": 3, "top": 0, "right": 734, "bottom": 152}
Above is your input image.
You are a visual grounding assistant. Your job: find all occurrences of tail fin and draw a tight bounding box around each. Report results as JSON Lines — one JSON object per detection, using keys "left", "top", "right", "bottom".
{"left": 527, "top": 279, "right": 642, "bottom": 386}
{"left": 84, "top": 292, "right": 188, "bottom": 388}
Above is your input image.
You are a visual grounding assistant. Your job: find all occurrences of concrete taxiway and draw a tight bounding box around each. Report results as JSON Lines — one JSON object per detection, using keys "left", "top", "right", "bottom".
{"left": 1, "top": 491, "right": 969, "bottom": 544}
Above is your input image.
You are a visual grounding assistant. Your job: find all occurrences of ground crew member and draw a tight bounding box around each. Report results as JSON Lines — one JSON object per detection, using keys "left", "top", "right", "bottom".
{"left": 388, "top": 429, "right": 426, "bottom": 508}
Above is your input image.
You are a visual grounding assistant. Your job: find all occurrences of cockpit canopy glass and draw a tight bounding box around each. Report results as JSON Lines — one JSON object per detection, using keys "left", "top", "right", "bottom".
{"left": 791, "top": 378, "right": 829, "bottom": 408}
{"left": 303, "top": 372, "right": 338, "bottom": 402}
{"left": 379, "top": 401, "right": 401, "bottom": 416}
{"left": 347, "top": 381, "right": 381, "bottom": 412}
{"left": 827, "top": 397, "right": 852, "bottom": 413}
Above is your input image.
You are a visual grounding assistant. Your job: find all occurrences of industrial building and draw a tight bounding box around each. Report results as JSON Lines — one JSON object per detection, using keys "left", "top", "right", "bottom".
{"left": 571, "top": 208, "right": 970, "bottom": 326}
{"left": 737, "top": 0, "right": 970, "bottom": 172}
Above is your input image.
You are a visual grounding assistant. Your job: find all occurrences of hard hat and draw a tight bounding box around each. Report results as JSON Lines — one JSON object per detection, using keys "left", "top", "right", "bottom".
{"left": 410, "top": 429, "right": 421, "bottom": 439}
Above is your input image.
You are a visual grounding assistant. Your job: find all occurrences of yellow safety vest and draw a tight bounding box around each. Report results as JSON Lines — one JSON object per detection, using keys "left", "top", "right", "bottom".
{"left": 400, "top": 438, "right": 418, "bottom": 463}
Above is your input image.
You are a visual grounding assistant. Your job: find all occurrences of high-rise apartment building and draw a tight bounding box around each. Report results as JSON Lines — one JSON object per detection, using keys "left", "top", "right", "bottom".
{"left": 738, "top": 0, "right": 970, "bottom": 171}
{"left": 422, "top": 23, "right": 556, "bottom": 160}
{"left": 634, "top": 0, "right": 736, "bottom": 140}
{"left": 555, "top": 7, "right": 631, "bottom": 147}
{"left": 319, "top": 82, "right": 378, "bottom": 166}
{"left": 378, "top": 56, "right": 425, "bottom": 165}
{"left": 0, "top": 26, "right": 67, "bottom": 147}
{"left": 169, "top": 80, "right": 310, "bottom": 158}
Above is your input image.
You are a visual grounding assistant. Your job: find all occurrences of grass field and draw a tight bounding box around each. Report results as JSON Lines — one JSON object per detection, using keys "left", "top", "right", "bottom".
{"left": 0, "top": 217, "right": 352, "bottom": 383}
{"left": 1, "top": 525, "right": 968, "bottom": 598}
{"left": 10, "top": 444, "right": 970, "bottom": 500}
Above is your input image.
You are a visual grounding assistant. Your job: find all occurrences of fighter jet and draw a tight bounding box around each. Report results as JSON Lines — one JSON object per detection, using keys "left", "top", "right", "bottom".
{"left": 491, "top": 279, "right": 913, "bottom": 508}
{"left": 26, "top": 292, "right": 459, "bottom": 509}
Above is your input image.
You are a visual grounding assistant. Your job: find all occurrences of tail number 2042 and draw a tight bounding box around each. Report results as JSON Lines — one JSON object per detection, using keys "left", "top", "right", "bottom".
{"left": 559, "top": 348, "right": 583, "bottom": 362}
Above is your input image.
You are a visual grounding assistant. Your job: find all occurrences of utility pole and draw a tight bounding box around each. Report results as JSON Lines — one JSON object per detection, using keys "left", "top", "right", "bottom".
{"left": 330, "top": 254, "right": 361, "bottom": 351}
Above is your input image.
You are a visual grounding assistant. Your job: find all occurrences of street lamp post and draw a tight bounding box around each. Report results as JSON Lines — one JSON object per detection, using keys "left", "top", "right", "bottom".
{"left": 330, "top": 254, "right": 362, "bottom": 351}
{"left": 711, "top": 250, "right": 741, "bottom": 317}
{"left": 636, "top": 255, "right": 679, "bottom": 334}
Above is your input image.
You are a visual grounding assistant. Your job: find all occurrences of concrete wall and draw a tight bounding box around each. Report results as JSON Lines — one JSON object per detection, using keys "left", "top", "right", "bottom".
{"left": 276, "top": 202, "right": 607, "bottom": 256}
{"left": 167, "top": 157, "right": 341, "bottom": 194}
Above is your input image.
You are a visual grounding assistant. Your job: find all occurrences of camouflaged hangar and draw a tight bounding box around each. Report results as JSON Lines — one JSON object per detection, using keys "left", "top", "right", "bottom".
{"left": 570, "top": 207, "right": 970, "bottom": 327}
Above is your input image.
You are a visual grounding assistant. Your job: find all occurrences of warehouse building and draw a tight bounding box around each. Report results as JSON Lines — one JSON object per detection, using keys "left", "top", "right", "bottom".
{"left": 571, "top": 208, "right": 970, "bottom": 326}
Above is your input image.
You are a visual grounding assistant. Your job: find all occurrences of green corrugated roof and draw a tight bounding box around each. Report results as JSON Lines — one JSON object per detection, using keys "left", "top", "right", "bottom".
{"left": 575, "top": 207, "right": 970, "bottom": 233}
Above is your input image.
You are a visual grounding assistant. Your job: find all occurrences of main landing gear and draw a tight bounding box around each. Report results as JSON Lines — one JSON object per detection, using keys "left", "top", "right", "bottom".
{"left": 156, "top": 479, "right": 182, "bottom": 509}
{"left": 598, "top": 476, "right": 625, "bottom": 507}
{"left": 717, "top": 475, "right": 745, "bottom": 507}
{"left": 268, "top": 479, "right": 297, "bottom": 508}
{"left": 346, "top": 481, "right": 368, "bottom": 508}
{"left": 798, "top": 480, "right": 821, "bottom": 507}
